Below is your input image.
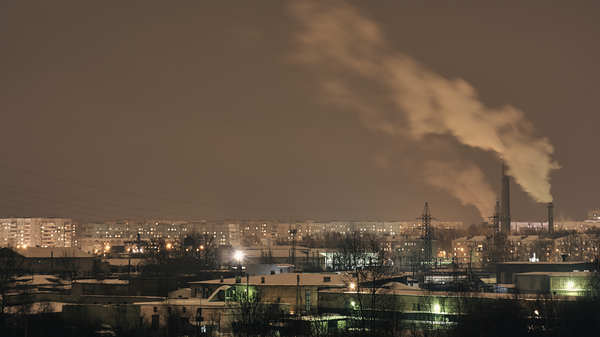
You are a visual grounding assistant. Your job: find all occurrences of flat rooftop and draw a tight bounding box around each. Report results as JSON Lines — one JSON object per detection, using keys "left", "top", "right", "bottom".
{"left": 497, "top": 261, "right": 591, "bottom": 265}
{"left": 319, "top": 287, "right": 577, "bottom": 300}
{"left": 190, "top": 273, "right": 348, "bottom": 287}
{"left": 74, "top": 279, "right": 129, "bottom": 285}
{"left": 515, "top": 271, "right": 593, "bottom": 277}
{"left": 16, "top": 247, "right": 94, "bottom": 258}
{"left": 134, "top": 298, "right": 227, "bottom": 307}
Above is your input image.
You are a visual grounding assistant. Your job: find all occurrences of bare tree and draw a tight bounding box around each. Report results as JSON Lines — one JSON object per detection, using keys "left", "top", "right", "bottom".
{"left": 228, "top": 284, "right": 281, "bottom": 337}
{"left": 59, "top": 249, "right": 79, "bottom": 284}
{"left": 0, "top": 248, "right": 24, "bottom": 317}
{"left": 338, "top": 231, "right": 393, "bottom": 336}
{"left": 483, "top": 233, "right": 509, "bottom": 266}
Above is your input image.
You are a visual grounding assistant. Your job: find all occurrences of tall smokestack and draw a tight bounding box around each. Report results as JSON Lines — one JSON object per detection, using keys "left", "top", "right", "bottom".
{"left": 500, "top": 162, "right": 511, "bottom": 234}
{"left": 547, "top": 202, "right": 554, "bottom": 234}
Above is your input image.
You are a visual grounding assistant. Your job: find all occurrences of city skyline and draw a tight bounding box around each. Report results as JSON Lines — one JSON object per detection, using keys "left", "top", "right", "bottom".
{"left": 2, "top": 2, "right": 600, "bottom": 336}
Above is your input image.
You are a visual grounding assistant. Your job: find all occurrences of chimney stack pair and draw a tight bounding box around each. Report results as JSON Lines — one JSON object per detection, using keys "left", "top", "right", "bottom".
{"left": 499, "top": 163, "right": 554, "bottom": 234}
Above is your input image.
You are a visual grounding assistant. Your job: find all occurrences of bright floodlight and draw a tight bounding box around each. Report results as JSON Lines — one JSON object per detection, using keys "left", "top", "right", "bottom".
{"left": 566, "top": 280, "right": 575, "bottom": 290}
{"left": 349, "top": 282, "right": 356, "bottom": 291}
{"left": 433, "top": 303, "right": 441, "bottom": 313}
{"left": 234, "top": 250, "right": 244, "bottom": 263}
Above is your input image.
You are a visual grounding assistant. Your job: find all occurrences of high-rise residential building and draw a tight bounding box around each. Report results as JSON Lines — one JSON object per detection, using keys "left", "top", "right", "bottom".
{"left": 0, "top": 218, "right": 74, "bottom": 248}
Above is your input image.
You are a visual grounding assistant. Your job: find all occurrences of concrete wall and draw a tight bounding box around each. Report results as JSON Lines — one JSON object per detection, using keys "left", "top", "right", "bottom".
{"left": 23, "top": 257, "right": 96, "bottom": 276}
{"left": 5, "top": 292, "right": 163, "bottom": 306}
{"left": 129, "top": 277, "right": 179, "bottom": 296}
{"left": 515, "top": 274, "right": 550, "bottom": 293}
{"left": 318, "top": 291, "right": 462, "bottom": 316}
{"left": 192, "top": 283, "right": 323, "bottom": 313}
{"left": 246, "top": 264, "right": 293, "bottom": 276}
{"left": 71, "top": 282, "right": 130, "bottom": 296}
{"left": 138, "top": 302, "right": 232, "bottom": 334}
{"left": 62, "top": 304, "right": 142, "bottom": 331}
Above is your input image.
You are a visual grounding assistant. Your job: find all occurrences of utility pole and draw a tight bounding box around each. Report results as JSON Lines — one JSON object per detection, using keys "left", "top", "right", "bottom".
{"left": 487, "top": 200, "right": 501, "bottom": 264}
{"left": 547, "top": 202, "right": 554, "bottom": 234}
{"left": 500, "top": 162, "right": 511, "bottom": 235}
{"left": 490, "top": 200, "right": 501, "bottom": 233}
{"left": 296, "top": 274, "right": 300, "bottom": 316}
{"left": 289, "top": 226, "right": 297, "bottom": 267}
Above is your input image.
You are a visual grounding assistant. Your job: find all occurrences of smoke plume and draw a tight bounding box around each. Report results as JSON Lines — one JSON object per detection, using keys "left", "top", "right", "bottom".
{"left": 424, "top": 160, "right": 496, "bottom": 218}
{"left": 290, "top": 1, "right": 559, "bottom": 215}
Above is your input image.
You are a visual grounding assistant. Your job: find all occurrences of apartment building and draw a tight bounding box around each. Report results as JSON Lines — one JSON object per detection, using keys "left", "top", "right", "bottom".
{"left": 452, "top": 235, "right": 487, "bottom": 265}
{"left": 0, "top": 218, "right": 74, "bottom": 248}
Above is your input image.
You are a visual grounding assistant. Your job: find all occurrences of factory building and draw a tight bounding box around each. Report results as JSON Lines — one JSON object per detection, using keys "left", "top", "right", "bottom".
{"left": 496, "top": 261, "right": 594, "bottom": 284}
{"left": 514, "top": 272, "right": 594, "bottom": 296}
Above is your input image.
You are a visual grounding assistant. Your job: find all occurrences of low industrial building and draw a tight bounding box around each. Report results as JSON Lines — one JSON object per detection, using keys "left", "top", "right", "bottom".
{"left": 190, "top": 272, "right": 348, "bottom": 313}
{"left": 245, "top": 263, "right": 294, "bottom": 276}
{"left": 71, "top": 279, "right": 131, "bottom": 296}
{"left": 496, "top": 261, "right": 594, "bottom": 284}
{"left": 7, "top": 247, "right": 98, "bottom": 277}
{"left": 514, "top": 272, "right": 594, "bottom": 296}
{"left": 238, "top": 245, "right": 328, "bottom": 270}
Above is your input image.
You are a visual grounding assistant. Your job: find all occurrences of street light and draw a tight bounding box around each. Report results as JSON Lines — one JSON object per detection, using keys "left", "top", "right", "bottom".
{"left": 234, "top": 250, "right": 245, "bottom": 281}
{"left": 234, "top": 250, "right": 244, "bottom": 264}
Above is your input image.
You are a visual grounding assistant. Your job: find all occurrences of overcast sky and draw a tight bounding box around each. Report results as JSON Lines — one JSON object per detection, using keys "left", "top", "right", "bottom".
{"left": 1, "top": 1, "right": 599, "bottom": 224}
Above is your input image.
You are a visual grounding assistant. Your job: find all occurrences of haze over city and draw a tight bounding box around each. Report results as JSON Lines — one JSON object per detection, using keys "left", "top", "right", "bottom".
{"left": 2, "top": 1, "right": 599, "bottom": 224}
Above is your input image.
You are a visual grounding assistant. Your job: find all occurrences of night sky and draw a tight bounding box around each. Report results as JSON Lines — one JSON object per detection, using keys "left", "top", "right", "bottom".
{"left": 1, "top": 1, "right": 599, "bottom": 224}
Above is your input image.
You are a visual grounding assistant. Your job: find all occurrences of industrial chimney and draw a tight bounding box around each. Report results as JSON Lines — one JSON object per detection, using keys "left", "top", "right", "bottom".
{"left": 500, "top": 162, "right": 511, "bottom": 235}
{"left": 547, "top": 202, "right": 554, "bottom": 234}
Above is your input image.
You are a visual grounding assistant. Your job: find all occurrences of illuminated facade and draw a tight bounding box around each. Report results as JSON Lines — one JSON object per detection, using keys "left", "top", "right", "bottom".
{"left": 0, "top": 218, "right": 74, "bottom": 248}
{"left": 587, "top": 208, "right": 600, "bottom": 222}
{"left": 452, "top": 235, "right": 486, "bottom": 265}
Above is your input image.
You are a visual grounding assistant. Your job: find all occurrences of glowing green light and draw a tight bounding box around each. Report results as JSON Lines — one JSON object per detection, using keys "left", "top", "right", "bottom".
{"left": 432, "top": 303, "right": 441, "bottom": 313}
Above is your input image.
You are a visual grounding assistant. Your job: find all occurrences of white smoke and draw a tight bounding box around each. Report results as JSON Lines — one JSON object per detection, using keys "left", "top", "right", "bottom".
{"left": 290, "top": 2, "right": 559, "bottom": 213}
{"left": 424, "top": 160, "right": 496, "bottom": 218}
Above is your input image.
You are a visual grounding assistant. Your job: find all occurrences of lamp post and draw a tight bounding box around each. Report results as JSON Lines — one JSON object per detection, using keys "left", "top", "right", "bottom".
{"left": 234, "top": 250, "right": 244, "bottom": 278}
{"left": 195, "top": 307, "right": 203, "bottom": 337}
